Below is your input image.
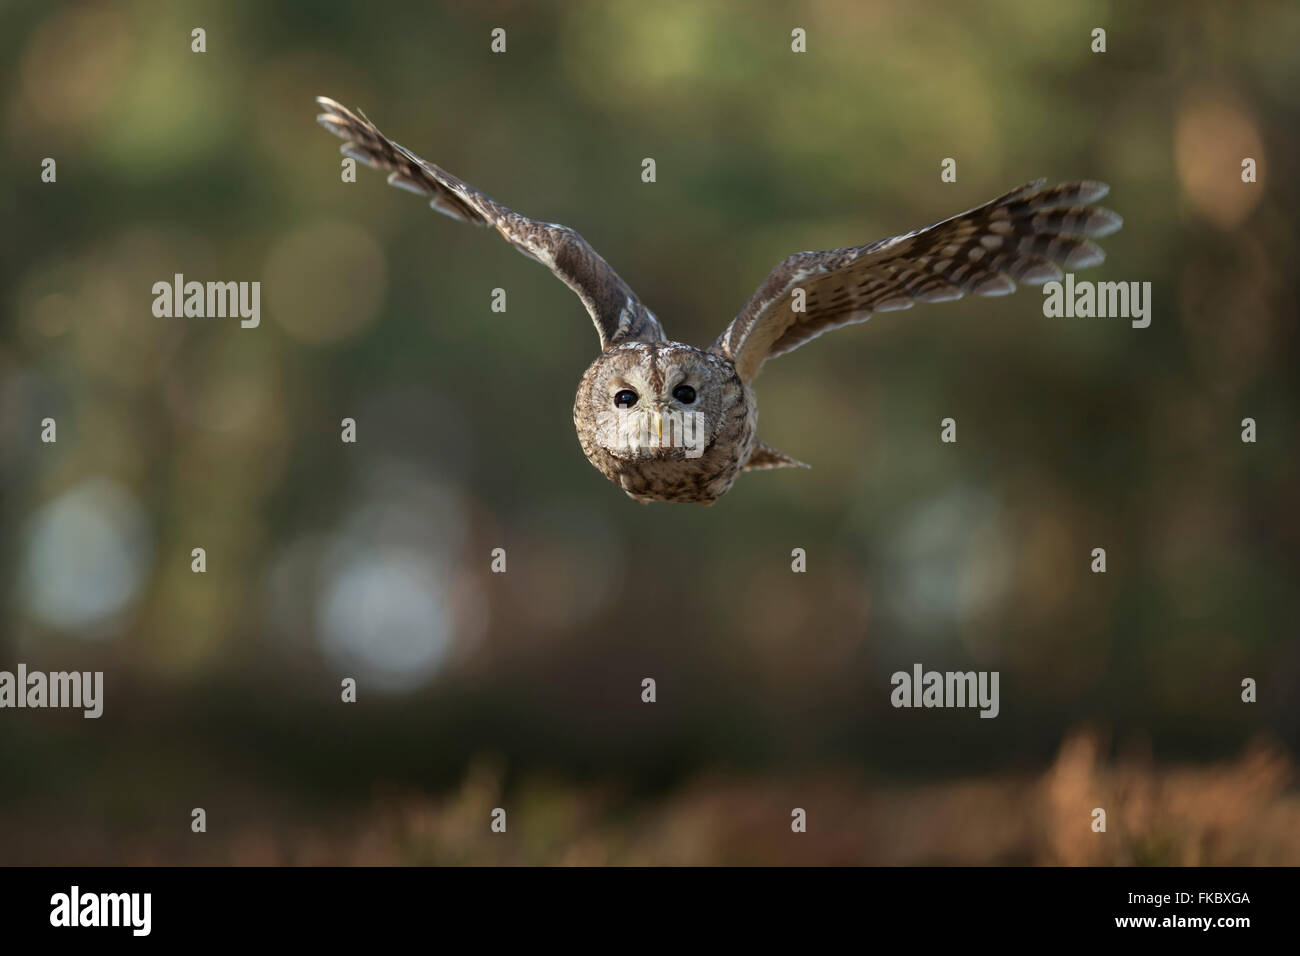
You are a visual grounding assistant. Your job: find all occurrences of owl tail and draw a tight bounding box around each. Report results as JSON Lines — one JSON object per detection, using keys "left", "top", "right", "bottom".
{"left": 745, "top": 441, "right": 810, "bottom": 471}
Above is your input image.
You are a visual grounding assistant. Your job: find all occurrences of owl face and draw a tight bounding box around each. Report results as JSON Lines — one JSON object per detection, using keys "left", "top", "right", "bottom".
{"left": 574, "top": 342, "right": 744, "bottom": 464}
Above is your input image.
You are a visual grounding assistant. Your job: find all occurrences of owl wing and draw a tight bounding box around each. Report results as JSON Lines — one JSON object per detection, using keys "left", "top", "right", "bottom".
{"left": 711, "top": 180, "right": 1122, "bottom": 382}
{"left": 315, "top": 97, "right": 665, "bottom": 350}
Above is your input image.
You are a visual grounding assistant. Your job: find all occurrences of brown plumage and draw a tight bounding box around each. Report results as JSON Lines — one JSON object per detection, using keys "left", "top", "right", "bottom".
{"left": 711, "top": 179, "right": 1122, "bottom": 381}
{"left": 315, "top": 96, "right": 1122, "bottom": 504}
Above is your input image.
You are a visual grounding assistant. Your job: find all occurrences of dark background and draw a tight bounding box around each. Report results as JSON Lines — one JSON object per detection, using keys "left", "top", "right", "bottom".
{"left": 1, "top": 0, "right": 1297, "bottom": 863}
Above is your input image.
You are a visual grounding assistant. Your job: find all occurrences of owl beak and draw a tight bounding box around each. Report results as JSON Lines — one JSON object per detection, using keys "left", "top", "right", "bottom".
{"left": 653, "top": 409, "right": 663, "bottom": 444}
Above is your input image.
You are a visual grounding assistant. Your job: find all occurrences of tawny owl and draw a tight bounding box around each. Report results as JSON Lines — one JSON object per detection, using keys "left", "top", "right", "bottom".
{"left": 315, "top": 96, "right": 1121, "bottom": 505}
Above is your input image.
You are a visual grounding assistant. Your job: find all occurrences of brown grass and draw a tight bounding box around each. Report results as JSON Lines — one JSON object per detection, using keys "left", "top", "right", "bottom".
{"left": 4, "top": 731, "right": 1296, "bottom": 865}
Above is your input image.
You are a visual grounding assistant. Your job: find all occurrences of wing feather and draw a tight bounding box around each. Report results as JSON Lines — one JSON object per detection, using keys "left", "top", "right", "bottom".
{"left": 315, "top": 96, "right": 665, "bottom": 350}
{"left": 712, "top": 180, "right": 1122, "bottom": 381}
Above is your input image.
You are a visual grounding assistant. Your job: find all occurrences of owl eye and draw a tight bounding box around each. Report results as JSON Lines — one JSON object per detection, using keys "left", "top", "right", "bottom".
{"left": 613, "top": 389, "right": 638, "bottom": 409}
{"left": 672, "top": 384, "right": 696, "bottom": 404}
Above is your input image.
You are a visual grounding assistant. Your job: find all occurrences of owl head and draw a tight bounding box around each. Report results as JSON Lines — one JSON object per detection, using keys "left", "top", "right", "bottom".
{"left": 574, "top": 342, "right": 745, "bottom": 463}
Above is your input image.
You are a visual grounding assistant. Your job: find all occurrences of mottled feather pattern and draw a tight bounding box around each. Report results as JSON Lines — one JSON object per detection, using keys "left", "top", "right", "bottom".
{"left": 712, "top": 179, "right": 1122, "bottom": 381}
{"left": 315, "top": 97, "right": 664, "bottom": 349}
{"left": 314, "top": 98, "right": 486, "bottom": 224}
{"left": 745, "top": 441, "right": 810, "bottom": 471}
{"left": 573, "top": 342, "right": 754, "bottom": 504}
{"left": 316, "top": 96, "right": 1121, "bottom": 503}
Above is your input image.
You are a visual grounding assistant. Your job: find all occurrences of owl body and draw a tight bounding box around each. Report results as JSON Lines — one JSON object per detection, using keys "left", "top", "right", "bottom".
{"left": 573, "top": 341, "right": 755, "bottom": 504}
{"left": 316, "top": 96, "right": 1122, "bottom": 505}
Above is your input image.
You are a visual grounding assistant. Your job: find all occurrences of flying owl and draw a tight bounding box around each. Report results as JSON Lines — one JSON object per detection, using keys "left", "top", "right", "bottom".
{"left": 315, "top": 96, "right": 1122, "bottom": 505}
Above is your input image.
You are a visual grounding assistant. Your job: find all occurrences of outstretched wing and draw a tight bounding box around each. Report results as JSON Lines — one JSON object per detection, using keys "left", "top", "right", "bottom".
{"left": 315, "top": 96, "right": 665, "bottom": 350}
{"left": 712, "top": 180, "right": 1122, "bottom": 382}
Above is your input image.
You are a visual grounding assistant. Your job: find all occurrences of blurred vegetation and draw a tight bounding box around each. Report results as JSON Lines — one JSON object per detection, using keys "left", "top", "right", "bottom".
{"left": 1, "top": 0, "right": 1297, "bottom": 863}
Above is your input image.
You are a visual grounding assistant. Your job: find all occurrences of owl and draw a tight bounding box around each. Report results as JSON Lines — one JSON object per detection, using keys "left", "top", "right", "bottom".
{"left": 316, "top": 97, "right": 1122, "bottom": 504}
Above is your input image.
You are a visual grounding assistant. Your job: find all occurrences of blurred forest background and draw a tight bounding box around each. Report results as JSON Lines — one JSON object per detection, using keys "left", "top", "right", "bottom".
{"left": 1, "top": 0, "right": 1298, "bottom": 864}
